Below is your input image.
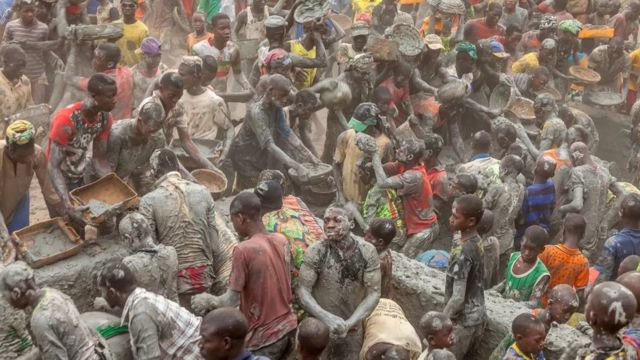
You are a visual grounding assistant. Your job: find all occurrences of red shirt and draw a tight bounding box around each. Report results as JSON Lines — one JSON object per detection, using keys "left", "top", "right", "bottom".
{"left": 229, "top": 232, "right": 297, "bottom": 350}
{"left": 464, "top": 18, "right": 505, "bottom": 44}
{"left": 381, "top": 78, "right": 410, "bottom": 126}
{"left": 426, "top": 165, "right": 448, "bottom": 200}
{"left": 80, "top": 66, "right": 133, "bottom": 121}
{"left": 384, "top": 162, "right": 438, "bottom": 235}
{"left": 46, "top": 101, "right": 112, "bottom": 179}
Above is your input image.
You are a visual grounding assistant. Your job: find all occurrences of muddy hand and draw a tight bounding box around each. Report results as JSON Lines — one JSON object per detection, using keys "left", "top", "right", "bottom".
{"left": 325, "top": 314, "right": 348, "bottom": 338}
{"left": 93, "top": 297, "right": 111, "bottom": 311}
{"left": 67, "top": 204, "right": 90, "bottom": 225}
{"left": 296, "top": 165, "right": 310, "bottom": 183}
{"left": 191, "top": 293, "right": 218, "bottom": 315}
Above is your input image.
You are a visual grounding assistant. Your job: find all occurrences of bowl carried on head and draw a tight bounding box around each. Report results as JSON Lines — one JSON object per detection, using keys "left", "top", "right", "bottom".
{"left": 569, "top": 66, "right": 601, "bottom": 86}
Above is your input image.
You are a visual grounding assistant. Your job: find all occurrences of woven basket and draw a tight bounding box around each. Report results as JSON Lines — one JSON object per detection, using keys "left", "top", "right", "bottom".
{"left": 369, "top": 37, "right": 401, "bottom": 61}
{"left": 569, "top": 66, "right": 601, "bottom": 84}
{"left": 388, "top": 23, "right": 424, "bottom": 56}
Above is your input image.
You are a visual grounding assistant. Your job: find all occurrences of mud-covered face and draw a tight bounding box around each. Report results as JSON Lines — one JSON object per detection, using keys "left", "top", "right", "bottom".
{"left": 570, "top": 149, "right": 586, "bottom": 166}
{"left": 549, "top": 298, "right": 577, "bottom": 324}
{"left": 324, "top": 207, "right": 351, "bottom": 242}
{"left": 515, "top": 322, "right": 546, "bottom": 355}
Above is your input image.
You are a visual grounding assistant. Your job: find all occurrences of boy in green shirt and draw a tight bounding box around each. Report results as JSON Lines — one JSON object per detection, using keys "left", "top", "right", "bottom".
{"left": 495, "top": 225, "right": 550, "bottom": 308}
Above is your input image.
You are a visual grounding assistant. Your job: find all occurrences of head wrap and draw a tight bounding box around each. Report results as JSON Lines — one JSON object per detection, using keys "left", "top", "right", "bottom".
{"left": 456, "top": 41, "right": 477, "bottom": 60}
{"left": 558, "top": 19, "right": 583, "bottom": 35}
{"left": 539, "top": 15, "right": 558, "bottom": 30}
{"left": 265, "top": 15, "right": 286, "bottom": 28}
{"left": 438, "top": 0, "right": 466, "bottom": 15}
{"left": 0, "top": 261, "right": 34, "bottom": 296}
{"left": 5, "top": 120, "right": 34, "bottom": 145}
{"left": 263, "top": 48, "right": 292, "bottom": 68}
{"left": 541, "top": 38, "right": 557, "bottom": 49}
{"left": 347, "top": 53, "right": 374, "bottom": 73}
{"left": 137, "top": 37, "right": 162, "bottom": 56}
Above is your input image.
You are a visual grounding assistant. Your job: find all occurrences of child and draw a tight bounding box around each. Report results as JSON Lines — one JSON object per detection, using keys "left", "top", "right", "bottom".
{"left": 496, "top": 225, "right": 550, "bottom": 308}
{"left": 444, "top": 194, "right": 486, "bottom": 359}
{"left": 575, "top": 282, "right": 638, "bottom": 359}
{"left": 296, "top": 317, "right": 330, "bottom": 360}
{"left": 539, "top": 213, "right": 589, "bottom": 307}
{"left": 187, "top": 12, "right": 212, "bottom": 52}
{"left": 619, "top": 255, "right": 640, "bottom": 276}
{"left": 490, "top": 285, "right": 579, "bottom": 360}
{"left": 618, "top": 271, "right": 640, "bottom": 328}
{"left": 365, "top": 218, "right": 397, "bottom": 298}
{"left": 478, "top": 209, "right": 500, "bottom": 288}
{"left": 417, "top": 311, "right": 456, "bottom": 360}
{"left": 502, "top": 313, "right": 547, "bottom": 360}
{"left": 516, "top": 156, "right": 556, "bottom": 249}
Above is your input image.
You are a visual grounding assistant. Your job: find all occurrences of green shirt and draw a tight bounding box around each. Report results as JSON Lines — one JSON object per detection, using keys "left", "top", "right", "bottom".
{"left": 197, "top": 0, "right": 220, "bottom": 22}
{"left": 504, "top": 252, "right": 549, "bottom": 305}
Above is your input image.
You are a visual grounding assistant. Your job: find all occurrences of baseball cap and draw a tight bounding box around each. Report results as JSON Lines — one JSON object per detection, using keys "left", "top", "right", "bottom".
{"left": 424, "top": 34, "right": 444, "bottom": 50}
{"left": 489, "top": 39, "right": 510, "bottom": 58}
{"left": 351, "top": 21, "right": 370, "bottom": 37}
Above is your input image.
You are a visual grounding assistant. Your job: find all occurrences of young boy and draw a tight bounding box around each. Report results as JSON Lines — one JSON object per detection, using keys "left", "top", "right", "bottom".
{"left": 502, "top": 313, "right": 547, "bottom": 360}
{"left": 444, "top": 194, "right": 486, "bottom": 359}
{"left": 418, "top": 311, "right": 456, "bottom": 360}
{"left": 490, "top": 284, "right": 579, "bottom": 360}
{"left": 365, "top": 218, "right": 397, "bottom": 298}
{"left": 539, "top": 213, "right": 589, "bottom": 307}
{"left": 478, "top": 209, "right": 501, "bottom": 288}
{"left": 575, "top": 282, "right": 638, "bottom": 359}
{"left": 296, "top": 317, "right": 330, "bottom": 360}
{"left": 187, "top": 11, "right": 213, "bottom": 52}
{"left": 619, "top": 255, "right": 640, "bottom": 276}
{"left": 617, "top": 271, "right": 640, "bottom": 329}
{"left": 497, "top": 225, "right": 550, "bottom": 308}
{"left": 516, "top": 156, "right": 556, "bottom": 249}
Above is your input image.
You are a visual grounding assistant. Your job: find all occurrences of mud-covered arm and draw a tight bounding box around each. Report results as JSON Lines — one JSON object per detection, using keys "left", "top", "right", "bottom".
{"left": 128, "top": 310, "right": 162, "bottom": 360}
{"left": 371, "top": 153, "right": 400, "bottom": 189}
{"left": 191, "top": 288, "right": 240, "bottom": 315}
{"left": 63, "top": 42, "right": 86, "bottom": 90}
{"left": 231, "top": 46, "right": 250, "bottom": 90}
{"left": 233, "top": 11, "right": 248, "bottom": 39}
{"left": 34, "top": 148, "right": 63, "bottom": 210}
{"left": 449, "top": 119, "right": 465, "bottom": 162}
{"left": 443, "top": 279, "right": 467, "bottom": 318}
{"left": 47, "top": 142, "right": 73, "bottom": 210}
{"left": 290, "top": 33, "right": 327, "bottom": 68}
{"left": 411, "top": 69, "right": 437, "bottom": 94}
{"left": 559, "top": 185, "right": 583, "bottom": 214}
{"left": 525, "top": 274, "right": 549, "bottom": 308}
{"left": 30, "top": 315, "right": 69, "bottom": 360}
{"left": 593, "top": 237, "right": 617, "bottom": 283}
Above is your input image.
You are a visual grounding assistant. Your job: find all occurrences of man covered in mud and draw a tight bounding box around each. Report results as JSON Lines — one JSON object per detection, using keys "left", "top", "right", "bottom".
{"left": 139, "top": 148, "right": 221, "bottom": 309}
{"left": 559, "top": 142, "right": 622, "bottom": 259}
{"left": 107, "top": 101, "right": 165, "bottom": 195}
{"left": 138, "top": 71, "right": 220, "bottom": 172}
{"left": 297, "top": 205, "right": 381, "bottom": 359}
{"left": 47, "top": 73, "right": 115, "bottom": 218}
{"left": 0, "top": 44, "right": 33, "bottom": 124}
{"left": 229, "top": 74, "right": 313, "bottom": 190}
{"left": 0, "top": 261, "right": 106, "bottom": 359}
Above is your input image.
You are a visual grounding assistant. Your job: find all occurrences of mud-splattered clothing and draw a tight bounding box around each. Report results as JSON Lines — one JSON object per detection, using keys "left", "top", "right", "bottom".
{"left": 483, "top": 235, "right": 500, "bottom": 288}
{"left": 539, "top": 243, "right": 588, "bottom": 306}
{"left": 335, "top": 129, "right": 393, "bottom": 206}
{"left": 566, "top": 164, "right": 615, "bottom": 254}
{"left": 114, "top": 20, "right": 149, "bottom": 66}
{"left": 47, "top": 101, "right": 112, "bottom": 181}
{"left": 0, "top": 294, "right": 33, "bottom": 357}
{"left": 131, "top": 64, "right": 167, "bottom": 109}
{"left": 122, "top": 244, "right": 179, "bottom": 302}
{"left": 191, "top": 39, "right": 236, "bottom": 93}
{"left": 30, "top": 288, "right": 100, "bottom": 360}
{"left": 181, "top": 88, "right": 230, "bottom": 141}
{"left": 575, "top": 338, "right": 638, "bottom": 360}
{"left": 300, "top": 238, "right": 381, "bottom": 358}
{"left": 457, "top": 155, "right": 501, "bottom": 199}
{"left": 540, "top": 117, "right": 567, "bottom": 149}
{"left": 595, "top": 228, "right": 640, "bottom": 281}
{"left": 281, "top": 195, "right": 324, "bottom": 241}
{"left": 484, "top": 179, "right": 524, "bottom": 257}
{"left": 445, "top": 234, "right": 486, "bottom": 327}
{"left": 503, "top": 252, "right": 550, "bottom": 305}
{"left": 0, "top": 142, "right": 59, "bottom": 225}
{"left": 107, "top": 118, "right": 165, "bottom": 193}
{"left": 464, "top": 18, "right": 505, "bottom": 44}
{"left": 516, "top": 180, "right": 556, "bottom": 243}
{"left": 137, "top": 91, "right": 188, "bottom": 145}
{"left": 121, "top": 287, "right": 201, "bottom": 359}
{"left": 503, "top": 343, "right": 545, "bottom": 360}
{"left": 2, "top": 19, "right": 48, "bottom": 81}
{"left": 363, "top": 186, "right": 405, "bottom": 248}
{"left": 0, "top": 71, "right": 33, "bottom": 122}
{"left": 229, "top": 232, "right": 297, "bottom": 350}
{"left": 263, "top": 207, "right": 319, "bottom": 271}
{"left": 139, "top": 171, "right": 220, "bottom": 295}
{"left": 79, "top": 67, "right": 134, "bottom": 121}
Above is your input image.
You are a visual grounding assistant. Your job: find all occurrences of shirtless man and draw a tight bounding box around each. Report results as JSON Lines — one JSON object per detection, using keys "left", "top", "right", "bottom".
{"left": 297, "top": 205, "right": 381, "bottom": 359}
{"left": 192, "top": 13, "right": 250, "bottom": 94}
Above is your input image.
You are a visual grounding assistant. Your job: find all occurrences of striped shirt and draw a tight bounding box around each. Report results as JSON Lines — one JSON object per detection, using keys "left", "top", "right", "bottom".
{"left": 516, "top": 180, "right": 555, "bottom": 244}
{"left": 121, "top": 288, "right": 201, "bottom": 359}
{"left": 2, "top": 19, "right": 49, "bottom": 80}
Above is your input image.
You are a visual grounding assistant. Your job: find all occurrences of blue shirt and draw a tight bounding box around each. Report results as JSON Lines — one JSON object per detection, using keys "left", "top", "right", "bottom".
{"left": 470, "top": 152, "right": 490, "bottom": 161}
{"left": 595, "top": 228, "right": 640, "bottom": 280}
{"left": 234, "top": 351, "right": 270, "bottom": 360}
{"left": 516, "top": 180, "right": 556, "bottom": 244}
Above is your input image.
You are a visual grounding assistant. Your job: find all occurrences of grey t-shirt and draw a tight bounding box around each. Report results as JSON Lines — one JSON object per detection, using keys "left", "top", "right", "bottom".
{"left": 445, "top": 234, "right": 486, "bottom": 326}
{"left": 499, "top": 7, "right": 528, "bottom": 32}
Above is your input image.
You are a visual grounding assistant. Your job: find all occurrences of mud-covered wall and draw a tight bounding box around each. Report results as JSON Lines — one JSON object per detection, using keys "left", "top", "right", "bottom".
{"left": 390, "top": 252, "right": 590, "bottom": 360}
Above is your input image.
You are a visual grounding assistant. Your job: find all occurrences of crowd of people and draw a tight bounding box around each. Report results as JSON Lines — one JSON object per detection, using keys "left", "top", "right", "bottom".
{"left": 1, "top": 0, "right": 640, "bottom": 358}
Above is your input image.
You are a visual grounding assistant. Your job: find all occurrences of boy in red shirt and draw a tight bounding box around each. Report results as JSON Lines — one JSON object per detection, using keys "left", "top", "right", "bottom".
{"left": 367, "top": 136, "right": 438, "bottom": 258}
{"left": 47, "top": 73, "right": 116, "bottom": 217}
